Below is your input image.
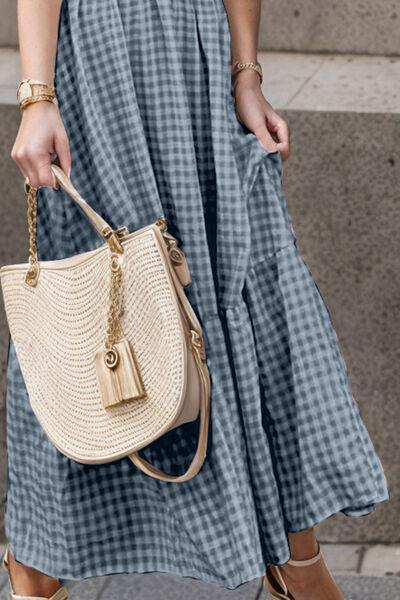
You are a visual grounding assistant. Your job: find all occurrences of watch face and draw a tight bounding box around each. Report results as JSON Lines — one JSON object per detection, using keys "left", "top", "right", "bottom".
{"left": 18, "top": 81, "right": 32, "bottom": 102}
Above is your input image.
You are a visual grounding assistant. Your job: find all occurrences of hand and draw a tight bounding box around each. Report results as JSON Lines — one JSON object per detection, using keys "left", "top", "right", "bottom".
{"left": 233, "top": 69, "right": 290, "bottom": 160}
{"left": 11, "top": 101, "right": 71, "bottom": 188}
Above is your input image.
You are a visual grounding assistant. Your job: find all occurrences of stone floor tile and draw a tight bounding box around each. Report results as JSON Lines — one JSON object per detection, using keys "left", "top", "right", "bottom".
{"left": 1, "top": 570, "right": 400, "bottom": 599}
{"left": 289, "top": 54, "right": 400, "bottom": 114}
{"left": 64, "top": 576, "right": 109, "bottom": 599}
{"left": 361, "top": 545, "right": 400, "bottom": 577}
{"left": 258, "top": 52, "right": 325, "bottom": 109}
{"left": 320, "top": 544, "right": 363, "bottom": 574}
{"left": 67, "top": 572, "right": 262, "bottom": 600}
{"left": 336, "top": 575, "right": 400, "bottom": 600}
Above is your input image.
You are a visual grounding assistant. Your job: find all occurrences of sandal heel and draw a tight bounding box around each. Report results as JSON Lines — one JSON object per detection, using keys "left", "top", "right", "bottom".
{"left": 263, "top": 544, "right": 351, "bottom": 600}
{"left": 264, "top": 543, "right": 322, "bottom": 599}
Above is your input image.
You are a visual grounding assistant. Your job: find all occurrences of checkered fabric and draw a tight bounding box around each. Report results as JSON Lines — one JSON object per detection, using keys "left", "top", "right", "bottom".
{"left": 4, "top": 0, "right": 388, "bottom": 590}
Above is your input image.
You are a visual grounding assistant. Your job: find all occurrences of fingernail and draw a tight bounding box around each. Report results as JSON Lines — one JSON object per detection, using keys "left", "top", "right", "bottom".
{"left": 67, "top": 167, "right": 71, "bottom": 178}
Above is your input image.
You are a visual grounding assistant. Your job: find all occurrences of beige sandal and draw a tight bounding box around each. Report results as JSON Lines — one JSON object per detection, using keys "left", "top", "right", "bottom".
{"left": 264, "top": 543, "right": 347, "bottom": 600}
{"left": 2, "top": 545, "right": 68, "bottom": 600}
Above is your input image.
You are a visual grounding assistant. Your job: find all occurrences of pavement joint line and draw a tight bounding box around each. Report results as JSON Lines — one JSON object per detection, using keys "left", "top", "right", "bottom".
{"left": 284, "top": 53, "right": 328, "bottom": 108}
{"left": 355, "top": 545, "right": 367, "bottom": 574}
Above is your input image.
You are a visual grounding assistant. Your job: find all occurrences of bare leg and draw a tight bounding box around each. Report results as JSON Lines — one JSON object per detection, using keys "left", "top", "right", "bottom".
{"left": 7, "top": 547, "right": 62, "bottom": 597}
{"left": 279, "top": 527, "right": 345, "bottom": 600}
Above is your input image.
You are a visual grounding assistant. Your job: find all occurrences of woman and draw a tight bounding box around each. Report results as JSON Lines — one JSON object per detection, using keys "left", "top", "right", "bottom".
{"left": 3, "top": 1, "right": 388, "bottom": 599}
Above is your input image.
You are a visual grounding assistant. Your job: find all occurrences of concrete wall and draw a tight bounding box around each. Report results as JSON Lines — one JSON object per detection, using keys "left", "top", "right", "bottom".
{"left": 2, "top": 0, "right": 400, "bottom": 56}
{"left": 0, "top": 0, "right": 17, "bottom": 47}
{"left": 0, "top": 103, "right": 399, "bottom": 542}
{"left": 260, "top": 0, "right": 400, "bottom": 56}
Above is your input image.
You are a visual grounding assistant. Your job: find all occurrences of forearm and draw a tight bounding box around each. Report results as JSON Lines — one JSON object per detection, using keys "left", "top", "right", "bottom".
{"left": 223, "top": 0, "right": 261, "bottom": 65}
{"left": 224, "top": 1, "right": 290, "bottom": 159}
{"left": 18, "top": 0, "right": 62, "bottom": 86}
{"left": 12, "top": 1, "right": 71, "bottom": 188}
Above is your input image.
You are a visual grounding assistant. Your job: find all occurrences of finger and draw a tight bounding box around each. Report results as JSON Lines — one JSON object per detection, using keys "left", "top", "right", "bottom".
{"left": 16, "top": 157, "right": 42, "bottom": 189}
{"left": 36, "top": 157, "right": 60, "bottom": 189}
{"left": 11, "top": 143, "right": 35, "bottom": 182}
{"left": 54, "top": 131, "right": 72, "bottom": 179}
{"left": 274, "top": 119, "right": 290, "bottom": 160}
{"left": 11, "top": 140, "right": 54, "bottom": 188}
{"left": 27, "top": 146, "right": 57, "bottom": 188}
{"left": 253, "top": 124, "right": 279, "bottom": 153}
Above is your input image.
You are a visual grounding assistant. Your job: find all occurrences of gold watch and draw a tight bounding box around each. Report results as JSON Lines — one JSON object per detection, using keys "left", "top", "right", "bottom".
{"left": 17, "top": 79, "right": 57, "bottom": 110}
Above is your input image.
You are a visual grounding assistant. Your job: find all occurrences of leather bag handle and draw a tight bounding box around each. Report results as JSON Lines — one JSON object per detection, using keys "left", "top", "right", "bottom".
{"left": 129, "top": 259, "right": 211, "bottom": 482}
{"left": 129, "top": 346, "right": 210, "bottom": 482}
{"left": 50, "top": 164, "right": 118, "bottom": 240}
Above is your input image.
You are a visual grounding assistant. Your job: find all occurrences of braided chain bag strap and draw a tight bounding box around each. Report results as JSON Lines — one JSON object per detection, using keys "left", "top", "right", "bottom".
{"left": 0, "top": 164, "right": 211, "bottom": 482}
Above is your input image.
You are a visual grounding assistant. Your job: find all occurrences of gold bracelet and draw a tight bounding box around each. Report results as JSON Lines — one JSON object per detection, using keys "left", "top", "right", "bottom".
{"left": 232, "top": 61, "right": 263, "bottom": 85}
{"left": 20, "top": 95, "right": 57, "bottom": 111}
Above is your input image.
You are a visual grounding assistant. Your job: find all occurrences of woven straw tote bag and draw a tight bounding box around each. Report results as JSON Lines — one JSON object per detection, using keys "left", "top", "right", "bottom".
{"left": 0, "top": 164, "right": 211, "bottom": 482}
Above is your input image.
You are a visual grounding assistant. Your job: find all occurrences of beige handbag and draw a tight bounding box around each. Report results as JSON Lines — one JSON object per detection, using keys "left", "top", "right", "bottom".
{"left": 0, "top": 164, "right": 211, "bottom": 482}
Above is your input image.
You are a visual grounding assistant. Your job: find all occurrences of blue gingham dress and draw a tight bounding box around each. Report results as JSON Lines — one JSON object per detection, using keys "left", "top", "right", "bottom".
{"left": 5, "top": 0, "right": 388, "bottom": 589}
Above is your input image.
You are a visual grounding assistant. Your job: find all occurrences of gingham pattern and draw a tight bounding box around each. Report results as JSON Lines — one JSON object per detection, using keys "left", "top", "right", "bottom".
{"left": 4, "top": 0, "right": 388, "bottom": 589}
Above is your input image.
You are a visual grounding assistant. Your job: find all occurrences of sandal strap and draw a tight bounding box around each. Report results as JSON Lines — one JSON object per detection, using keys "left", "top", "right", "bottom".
{"left": 49, "top": 588, "right": 69, "bottom": 600}
{"left": 2, "top": 545, "right": 10, "bottom": 571}
{"left": 8, "top": 585, "right": 68, "bottom": 600}
{"left": 10, "top": 593, "right": 68, "bottom": 600}
{"left": 286, "top": 543, "right": 322, "bottom": 567}
{"left": 265, "top": 565, "right": 289, "bottom": 595}
{"left": 2, "top": 544, "right": 68, "bottom": 600}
